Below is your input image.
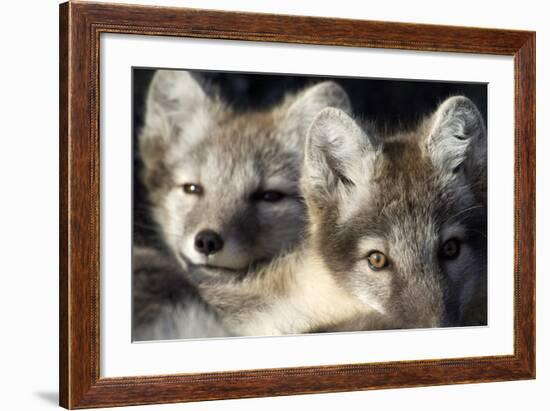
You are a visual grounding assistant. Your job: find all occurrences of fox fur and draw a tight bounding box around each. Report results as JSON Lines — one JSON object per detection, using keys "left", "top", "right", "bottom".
{"left": 193, "top": 96, "right": 487, "bottom": 335}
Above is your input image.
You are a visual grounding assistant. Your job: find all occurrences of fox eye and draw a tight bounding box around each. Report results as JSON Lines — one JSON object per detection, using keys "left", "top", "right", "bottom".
{"left": 441, "top": 239, "right": 460, "bottom": 260}
{"left": 182, "top": 183, "right": 203, "bottom": 195}
{"left": 367, "top": 251, "right": 387, "bottom": 271}
{"left": 251, "top": 190, "right": 285, "bottom": 202}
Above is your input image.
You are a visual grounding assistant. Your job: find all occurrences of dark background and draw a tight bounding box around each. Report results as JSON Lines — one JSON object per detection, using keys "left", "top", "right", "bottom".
{"left": 133, "top": 69, "right": 487, "bottom": 247}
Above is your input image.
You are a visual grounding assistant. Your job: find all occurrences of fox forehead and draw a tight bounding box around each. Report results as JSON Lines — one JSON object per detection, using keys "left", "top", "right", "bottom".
{"left": 359, "top": 173, "right": 474, "bottom": 244}
{"left": 370, "top": 135, "right": 475, "bottom": 214}
{"left": 168, "top": 132, "right": 302, "bottom": 191}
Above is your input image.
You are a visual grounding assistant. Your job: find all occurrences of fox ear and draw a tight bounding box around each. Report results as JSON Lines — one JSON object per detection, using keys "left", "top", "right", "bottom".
{"left": 139, "top": 70, "right": 212, "bottom": 171}
{"left": 303, "top": 107, "right": 374, "bottom": 209}
{"left": 280, "top": 81, "right": 351, "bottom": 149}
{"left": 427, "top": 96, "right": 486, "bottom": 175}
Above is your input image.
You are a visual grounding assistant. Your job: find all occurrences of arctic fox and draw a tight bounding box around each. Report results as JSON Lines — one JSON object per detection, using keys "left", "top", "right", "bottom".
{"left": 134, "top": 70, "right": 351, "bottom": 339}
{"left": 194, "top": 96, "right": 487, "bottom": 335}
{"left": 139, "top": 70, "right": 351, "bottom": 273}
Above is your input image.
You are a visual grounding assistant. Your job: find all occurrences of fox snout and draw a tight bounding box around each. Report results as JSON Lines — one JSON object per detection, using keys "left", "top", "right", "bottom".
{"left": 194, "top": 229, "right": 224, "bottom": 255}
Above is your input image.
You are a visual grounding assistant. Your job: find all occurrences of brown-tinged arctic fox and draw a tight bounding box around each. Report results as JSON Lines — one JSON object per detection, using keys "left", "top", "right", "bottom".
{"left": 133, "top": 70, "right": 351, "bottom": 339}
{"left": 194, "top": 96, "right": 487, "bottom": 335}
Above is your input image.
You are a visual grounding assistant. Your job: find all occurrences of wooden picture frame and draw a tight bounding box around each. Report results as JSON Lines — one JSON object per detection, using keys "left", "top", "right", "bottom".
{"left": 59, "top": 1, "right": 535, "bottom": 408}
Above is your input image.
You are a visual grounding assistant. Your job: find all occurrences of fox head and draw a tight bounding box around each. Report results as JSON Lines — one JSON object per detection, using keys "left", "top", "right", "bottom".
{"left": 304, "top": 96, "right": 487, "bottom": 328}
{"left": 139, "top": 70, "right": 351, "bottom": 273}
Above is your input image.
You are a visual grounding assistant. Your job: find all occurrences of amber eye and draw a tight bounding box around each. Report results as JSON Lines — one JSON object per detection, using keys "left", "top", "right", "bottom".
{"left": 441, "top": 239, "right": 460, "bottom": 260}
{"left": 367, "top": 251, "right": 387, "bottom": 271}
{"left": 251, "top": 190, "right": 285, "bottom": 202}
{"left": 182, "top": 183, "right": 203, "bottom": 195}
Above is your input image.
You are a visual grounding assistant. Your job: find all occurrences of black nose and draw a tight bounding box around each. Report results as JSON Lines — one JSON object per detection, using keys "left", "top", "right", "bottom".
{"left": 194, "top": 230, "right": 224, "bottom": 255}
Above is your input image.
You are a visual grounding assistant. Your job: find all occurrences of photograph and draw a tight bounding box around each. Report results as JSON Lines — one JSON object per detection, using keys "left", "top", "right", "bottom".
{"left": 54, "top": 1, "right": 536, "bottom": 408}
{"left": 132, "top": 69, "right": 488, "bottom": 341}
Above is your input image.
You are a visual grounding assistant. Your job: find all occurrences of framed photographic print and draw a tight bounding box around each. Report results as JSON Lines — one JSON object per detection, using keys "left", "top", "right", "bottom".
{"left": 59, "top": 1, "right": 535, "bottom": 409}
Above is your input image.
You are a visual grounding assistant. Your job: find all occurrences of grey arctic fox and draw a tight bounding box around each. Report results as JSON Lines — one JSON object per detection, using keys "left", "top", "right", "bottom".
{"left": 133, "top": 70, "right": 352, "bottom": 339}
{"left": 194, "top": 96, "right": 487, "bottom": 335}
